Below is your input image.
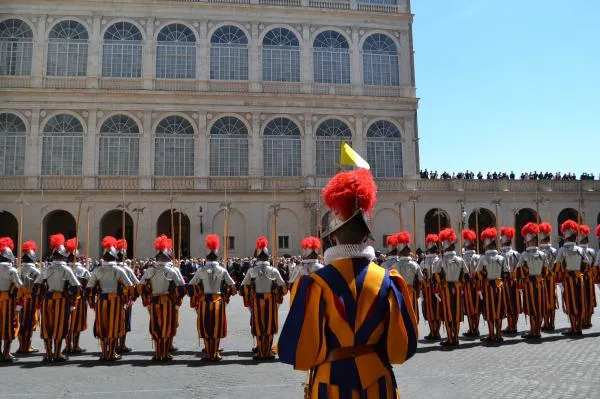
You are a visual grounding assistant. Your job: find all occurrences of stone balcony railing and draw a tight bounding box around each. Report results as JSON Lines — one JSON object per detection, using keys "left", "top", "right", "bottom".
{"left": 1, "top": 176, "right": 598, "bottom": 193}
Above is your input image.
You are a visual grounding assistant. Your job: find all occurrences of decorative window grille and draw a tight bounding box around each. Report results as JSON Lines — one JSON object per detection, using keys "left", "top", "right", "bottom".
{"left": 46, "top": 20, "right": 88, "bottom": 76}
{"left": 315, "top": 119, "right": 352, "bottom": 177}
{"left": 209, "top": 116, "right": 249, "bottom": 176}
{"left": 154, "top": 116, "right": 195, "bottom": 176}
{"left": 263, "top": 117, "right": 301, "bottom": 177}
{"left": 102, "top": 22, "right": 143, "bottom": 78}
{"left": 41, "top": 114, "right": 84, "bottom": 175}
{"left": 313, "top": 31, "right": 350, "bottom": 84}
{"left": 210, "top": 26, "right": 248, "bottom": 81}
{"left": 156, "top": 24, "right": 196, "bottom": 79}
{"left": 262, "top": 28, "right": 300, "bottom": 82}
{"left": 363, "top": 33, "right": 399, "bottom": 86}
{"left": 0, "top": 113, "right": 26, "bottom": 175}
{"left": 0, "top": 19, "right": 33, "bottom": 76}
{"left": 99, "top": 115, "right": 140, "bottom": 176}
{"left": 366, "top": 120, "right": 403, "bottom": 177}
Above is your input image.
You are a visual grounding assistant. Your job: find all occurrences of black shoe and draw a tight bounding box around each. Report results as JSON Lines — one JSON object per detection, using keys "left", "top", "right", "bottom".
{"left": 562, "top": 330, "right": 575, "bottom": 336}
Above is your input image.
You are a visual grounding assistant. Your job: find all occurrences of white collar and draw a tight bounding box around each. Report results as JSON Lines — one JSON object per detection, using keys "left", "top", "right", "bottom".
{"left": 485, "top": 250, "right": 498, "bottom": 255}
{"left": 302, "top": 259, "right": 318, "bottom": 264}
{"left": 205, "top": 261, "right": 220, "bottom": 267}
{"left": 155, "top": 261, "right": 172, "bottom": 268}
{"left": 0, "top": 262, "right": 12, "bottom": 268}
{"left": 425, "top": 253, "right": 438, "bottom": 259}
{"left": 324, "top": 244, "right": 375, "bottom": 265}
{"left": 254, "top": 261, "right": 270, "bottom": 268}
{"left": 52, "top": 261, "right": 67, "bottom": 267}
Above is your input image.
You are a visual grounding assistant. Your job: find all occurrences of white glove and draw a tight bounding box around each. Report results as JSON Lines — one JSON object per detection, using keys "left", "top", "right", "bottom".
{"left": 174, "top": 305, "right": 180, "bottom": 311}
{"left": 15, "top": 305, "right": 23, "bottom": 312}
{"left": 434, "top": 293, "right": 442, "bottom": 302}
{"left": 478, "top": 293, "right": 484, "bottom": 300}
{"left": 70, "top": 306, "right": 76, "bottom": 312}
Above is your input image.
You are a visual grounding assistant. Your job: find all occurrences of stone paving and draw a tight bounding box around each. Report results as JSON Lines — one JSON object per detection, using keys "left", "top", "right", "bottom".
{"left": 1, "top": 288, "right": 599, "bottom": 399}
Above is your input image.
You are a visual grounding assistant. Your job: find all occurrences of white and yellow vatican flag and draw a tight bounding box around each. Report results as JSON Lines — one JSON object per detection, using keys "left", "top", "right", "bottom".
{"left": 339, "top": 142, "right": 370, "bottom": 170}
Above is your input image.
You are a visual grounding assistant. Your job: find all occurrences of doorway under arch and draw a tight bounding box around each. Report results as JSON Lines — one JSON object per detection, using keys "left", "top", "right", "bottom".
{"left": 157, "top": 210, "right": 190, "bottom": 259}
{"left": 100, "top": 209, "right": 134, "bottom": 258}
{"left": 514, "top": 208, "right": 539, "bottom": 252}
{"left": 424, "top": 208, "right": 451, "bottom": 235}
{"left": 43, "top": 210, "right": 76, "bottom": 258}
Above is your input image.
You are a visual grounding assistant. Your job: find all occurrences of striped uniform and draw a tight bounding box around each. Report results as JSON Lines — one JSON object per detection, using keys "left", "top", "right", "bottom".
{"left": 17, "top": 263, "right": 40, "bottom": 338}
{"left": 501, "top": 247, "right": 522, "bottom": 320}
{"left": 289, "top": 260, "right": 324, "bottom": 304}
{"left": 555, "top": 243, "right": 588, "bottom": 317}
{"left": 463, "top": 250, "right": 482, "bottom": 320}
{"left": 278, "top": 252, "right": 418, "bottom": 398}
{"left": 539, "top": 244, "right": 559, "bottom": 318}
{"left": 393, "top": 256, "right": 422, "bottom": 323}
{"left": 476, "top": 250, "right": 508, "bottom": 322}
{"left": 517, "top": 248, "right": 549, "bottom": 321}
{"left": 0, "top": 262, "right": 22, "bottom": 341}
{"left": 119, "top": 263, "right": 140, "bottom": 333}
{"left": 421, "top": 254, "right": 441, "bottom": 322}
{"left": 68, "top": 263, "right": 91, "bottom": 335}
{"left": 434, "top": 251, "right": 469, "bottom": 323}
{"left": 581, "top": 246, "right": 596, "bottom": 319}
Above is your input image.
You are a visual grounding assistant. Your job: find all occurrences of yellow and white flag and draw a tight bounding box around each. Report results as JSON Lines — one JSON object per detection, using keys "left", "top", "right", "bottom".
{"left": 339, "top": 142, "right": 370, "bottom": 170}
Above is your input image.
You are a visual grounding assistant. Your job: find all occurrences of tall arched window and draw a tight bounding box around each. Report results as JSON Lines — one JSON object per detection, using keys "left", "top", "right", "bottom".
{"left": 210, "top": 117, "right": 248, "bottom": 176}
{"left": 41, "top": 114, "right": 84, "bottom": 176}
{"left": 210, "top": 26, "right": 248, "bottom": 81}
{"left": 313, "top": 31, "right": 350, "bottom": 84}
{"left": 366, "top": 120, "right": 403, "bottom": 177}
{"left": 0, "top": 19, "right": 33, "bottom": 76}
{"left": 47, "top": 20, "right": 89, "bottom": 76}
{"left": 99, "top": 115, "right": 140, "bottom": 176}
{"left": 262, "top": 28, "right": 300, "bottom": 82}
{"left": 363, "top": 34, "right": 399, "bottom": 86}
{"left": 263, "top": 118, "right": 301, "bottom": 177}
{"left": 156, "top": 24, "right": 196, "bottom": 79}
{"left": 316, "top": 119, "right": 352, "bottom": 177}
{"left": 102, "top": 22, "right": 143, "bottom": 78}
{"left": 154, "top": 116, "right": 195, "bottom": 176}
{"left": 0, "top": 113, "right": 26, "bottom": 175}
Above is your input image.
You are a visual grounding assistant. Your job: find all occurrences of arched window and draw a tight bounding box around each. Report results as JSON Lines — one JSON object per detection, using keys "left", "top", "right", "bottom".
{"left": 0, "top": 19, "right": 33, "bottom": 76}
{"left": 210, "top": 26, "right": 248, "bottom": 81}
{"left": 47, "top": 20, "right": 89, "bottom": 76}
{"left": 0, "top": 113, "right": 26, "bottom": 175}
{"left": 366, "top": 121, "right": 402, "bottom": 177}
{"left": 41, "top": 114, "right": 84, "bottom": 176}
{"left": 262, "top": 28, "right": 300, "bottom": 82}
{"left": 99, "top": 115, "right": 140, "bottom": 176}
{"left": 156, "top": 24, "right": 196, "bottom": 79}
{"left": 154, "top": 116, "right": 195, "bottom": 176}
{"left": 102, "top": 22, "right": 143, "bottom": 78}
{"left": 313, "top": 31, "right": 350, "bottom": 84}
{"left": 209, "top": 117, "right": 248, "bottom": 176}
{"left": 363, "top": 34, "right": 399, "bottom": 86}
{"left": 263, "top": 118, "right": 301, "bottom": 177}
{"left": 315, "top": 119, "right": 352, "bottom": 177}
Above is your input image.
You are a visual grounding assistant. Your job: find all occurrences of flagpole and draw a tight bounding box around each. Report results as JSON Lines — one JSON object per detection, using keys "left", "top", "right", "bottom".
{"left": 75, "top": 194, "right": 83, "bottom": 271}
{"left": 86, "top": 206, "right": 91, "bottom": 260}
{"left": 16, "top": 193, "right": 26, "bottom": 271}
{"left": 178, "top": 209, "right": 182, "bottom": 266}
{"left": 475, "top": 207, "right": 480, "bottom": 253}
{"left": 493, "top": 199, "right": 501, "bottom": 251}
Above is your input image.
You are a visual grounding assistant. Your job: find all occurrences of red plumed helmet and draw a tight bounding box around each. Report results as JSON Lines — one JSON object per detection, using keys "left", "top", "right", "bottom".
{"left": 425, "top": 234, "right": 439, "bottom": 246}
{"left": 596, "top": 225, "right": 600, "bottom": 238}
{"left": 21, "top": 240, "right": 37, "bottom": 253}
{"left": 301, "top": 237, "right": 321, "bottom": 251}
{"left": 205, "top": 234, "right": 220, "bottom": 252}
{"left": 462, "top": 229, "right": 477, "bottom": 242}
{"left": 116, "top": 239, "right": 128, "bottom": 251}
{"left": 561, "top": 220, "right": 579, "bottom": 234}
{"left": 521, "top": 222, "right": 539, "bottom": 238}
{"left": 500, "top": 227, "right": 515, "bottom": 240}
{"left": 386, "top": 234, "right": 399, "bottom": 247}
{"left": 396, "top": 231, "right": 411, "bottom": 245}
{"left": 579, "top": 224, "right": 590, "bottom": 236}
{"left": 0, "top": 237, "right": 14, "bottom": 252}
{"left": 481, "top": 227, "right": 498, "bottom": 241}
{"left": 439, "top": 228, "right": 457, "bottom": 243}
{"left": 102, "top": 236, "right": 117, "bottom": 250}
{"left": 256, "top": 236, "right": 268, "bottom": 250}
{"left": 153, "top": 234, "right": 172, "bottom": 251}
{"left": 49, "top": 233, "right": 65, "bottom": 250}
{"left": 65, "top": 238, "right": 78, "bottom": 253}
{"left": 538, "top": 222, "right": 553, "bottom": 235}
{"left": 322, "top": 168, "right": 377, "bottom": 220}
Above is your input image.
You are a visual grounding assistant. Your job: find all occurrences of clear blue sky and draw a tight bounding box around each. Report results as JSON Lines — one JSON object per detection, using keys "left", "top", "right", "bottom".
{"left": 412, "top": 0, "right": 599, "bottom": 176}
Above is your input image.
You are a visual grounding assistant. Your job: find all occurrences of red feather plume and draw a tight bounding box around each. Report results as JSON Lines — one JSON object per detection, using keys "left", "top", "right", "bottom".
{"left": 256, "top": 236, "right": 268, "bottom": 250}
{"left": 561, "top": 220, "right": 579, "bottom": 234}
{"left": 116, "top": 239, "right": 128, "bottom": 251}
{"left": 301, "top": 237, "right": 321, "bottom": 251}
{"left": 322, "top": 168, "right": 377, "bottom": 220}
{"left": 205, "top": 234, "right": 220, "bottom": 251}
{"left": 0, "top": 237, "right": 15, "bottom": 252}
{"left": 439, "top": 228, "right": 456, "bottom": 243}
{"left": 153, "top": 234, "right": 172, "bottom": 251}
{"left": 579, "top": 224, "right": 590, "bottom": 236}
{"left": 49, "top": 234, "right": 65, "bottom": 250}
{"left": 65, "top": 238, "right": 78, "bottom": 253}
{"left": 500, "top": 227, "right": 515, "bottom": 239}
{"left": 396, "top": 231, "right": 411, "bottom": 245}
{"left": 521, "top": 222, "right": 539, "bottom": 238}
{"left": 481, "top": 227, "right": 498, "bottom": 241}
{"left": 102, "top": 236, "right": 117, "bottom": 250}
{"left": 538, "top": 222, "right": 553, "bottom": 235}
{"left": 385, "top": 234, "right": 399, "bottom": 247}
{"left": 462, "top": 229, "right": 477, "bottom": 242}
{"left": 425, "top": 234, "right": 439, "bottom": 245}
{"left": 21, "top": 240, "right": 37, "bottom": 253}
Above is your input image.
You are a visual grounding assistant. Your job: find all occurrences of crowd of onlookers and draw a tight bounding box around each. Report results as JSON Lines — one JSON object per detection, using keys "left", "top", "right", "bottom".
{"left": 419, "top": 170, "right": 596, "bottom": 181}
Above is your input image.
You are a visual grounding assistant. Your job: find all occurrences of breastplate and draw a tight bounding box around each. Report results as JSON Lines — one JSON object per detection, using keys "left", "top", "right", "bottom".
{"left": 42, "top": 264, "right": 71, "bottom": 292}
{"left": 0, "top": 266, "right": 15, "bottom": 291}
{"left": 463, "top": 251, "right": 480, "bottom": 275}
{"left": 562, "top": 248, "right": 583, "bottom": 271}
{"left": 381, "top": 257, "right": 397, "bottom": 270}
{"left": 501, "top": 249, "right": 519, "bottom": 272}
{"left": 539, "top": 245, "right": 556, "bottom": 265}
{"left": 20, "top": 264, "right": 40, "bottom": 291}
{"left": 396, "top": 258, "right": 418, "bottom": 285}
{"left": 481, "top": 253, "right": 504, "bottom": 280}
{"left": 254, "top": 275, "right": 275, "bottom": 294}
{"left": 522, "top": 249, "right": 545, "bottom": 276}
{"left": 95, "top": 266, "right": 121, "bottom": 293}
{"left": 422, "top": 255, "right": 438, "bottom": 278}
{"left": 439, "top": 255, "right": 464, "bottom": 282}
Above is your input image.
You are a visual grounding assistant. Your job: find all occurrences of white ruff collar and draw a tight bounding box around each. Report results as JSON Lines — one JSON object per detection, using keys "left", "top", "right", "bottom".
{"left": 324, "top": 244, "right": 375, "bottom": 265}
{"left": 52, "top": 261, "right": 67, "bottom": 267}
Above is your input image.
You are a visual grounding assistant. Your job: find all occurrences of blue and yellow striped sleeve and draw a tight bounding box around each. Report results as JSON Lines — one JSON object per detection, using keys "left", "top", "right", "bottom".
{"left": 278, "top": 276, "right": 327, "bottom": 370}
{"left": 387, "top": 270, "right": 418, "bottom": 364}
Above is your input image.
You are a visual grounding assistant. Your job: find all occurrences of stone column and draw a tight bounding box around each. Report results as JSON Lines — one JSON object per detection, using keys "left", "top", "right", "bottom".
{"left": 249, "top": 113, "right": 263, "bottom": 184}
{"left": 87, "top": 17, "right": 101, "bottom": 88}
{"left": 142, "top": 19, "right": 155, "bottom": 90}
{"left": 302, "top": 114, "right": 315, "bottom": 177}
{"left": 31, "top": 16, "right": 48, "bottom": 87}
{"left": 399, "top": 30, "right": 411, "bottom": 86}
{"left": 26, "top": 109, "right": 41, "bottom": 188}
{"left": 353, "top": 116, "right": 364, "bottom": 154}
{"left": 301, "top": 25, "right": 312, "bottom": 93}
{"left": 249, "top": 23, "right": 260, "bottom": 92}
{"left": 139, "top": 111, "right": 153, "bottom": 189}
{"left": 83, "top": 110, "right": 97, "bottom": 188}
{"left": 402, "top": 115, "right": 418, "bottom": 178}
{"left": 198, "top": 21, "right": 209, "bottom": 89}
{"left": 350, "top": 27, "right": 362, "bottom": 95}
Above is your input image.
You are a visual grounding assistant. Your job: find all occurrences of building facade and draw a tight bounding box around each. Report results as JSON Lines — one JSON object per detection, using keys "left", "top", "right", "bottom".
{"left": 1, "top": 0, "right": 598, "bottom": 258}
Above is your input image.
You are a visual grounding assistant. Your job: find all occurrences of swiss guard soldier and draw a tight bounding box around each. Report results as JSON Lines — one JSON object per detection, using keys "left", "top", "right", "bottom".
{"left": 499, "top": 227, "right": 520, "bottom": 334}
{"left": 0, "top": 237, "right": 22, "bottom": 362}
{"left": 394, "top": 232, "right": 422, "bottom": 322}
{"left": 462, "top": 229, "right": 481, "bottom": 337}
{"left": 139, "top": 235, "right": 185, "bottom": 361}
{"left": 16, "top": 240, "right": 40, "bottom": 354}
{"left": 538, "top": 222, "right": 558, "bottom": 331}
{"left": 554, "top": 220, "right": 589, "bottom": 336}
{"left": 279, "top": 168, "right": 418, "bottom": 398}
{"left": 289, "top": 236, "right": 324, "bottom": 303}
{"left": 577, "top": 225, "right": 596, "bottom": 329}
{"left": 422, "top": 233, "right": 441, "bottom": 340}
{"left": 595, "top": 225, "right": 600, "bottom": 283}
{"left": 476, "top": 228, "right": 508, "bottom": 343}
{"left": 380, "top": 234, "right": 399, "bottom": 270}
{"left": 435, "top": 228, "right": 469, "bottom": 347}
{"left": 86, "top": 236, "right": 133, "bottom": 361}
{"left": 64, "top": 238, "right": 90, "bottom": 354}
{"left": 241, "top": 237, "right": 287, "bottom": 361}
{"left": 116, "top": 239, "right": 139, "bottom": 353}
{"left": 34, "top": 234, "right": 80, "bottom": 362}
{"left": 188, "top": 234, "right": 236, "bottom": 362}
